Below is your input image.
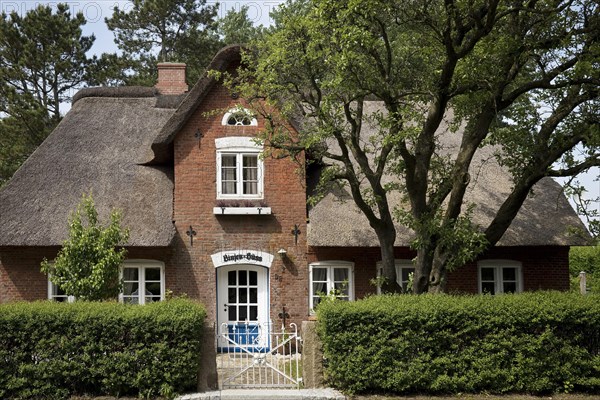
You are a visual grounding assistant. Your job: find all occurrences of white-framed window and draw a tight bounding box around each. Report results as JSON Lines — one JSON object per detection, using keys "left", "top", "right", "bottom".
{"left": 478, "top": 260, "right": 523, "bottom": 294}
{"left": 48, "top": 278, "right": 75, "bottom": 303}
{"left": 376, "top": 260, "right": 415, "bottom": 294}
{"left": 216, "top": 137, "right": 263, "bottom": 199}
{"left": 120, "top": 261, "right": 165, "bottom": 305}
{"left": 222, "top": 108, "right": 258, "bottom": 126}
{"left": 309, "top": 261, "right": 354, "bottom": 311}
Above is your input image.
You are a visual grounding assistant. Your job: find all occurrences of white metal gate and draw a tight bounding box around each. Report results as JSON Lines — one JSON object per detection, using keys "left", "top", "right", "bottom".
{"left": 217, "top": 322, "right": 302, "bottom": 389}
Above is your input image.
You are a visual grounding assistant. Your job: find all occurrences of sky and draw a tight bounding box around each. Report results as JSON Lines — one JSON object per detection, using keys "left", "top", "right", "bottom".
{"left": 1, "top": 0, "right": 597, "bottom": 229}
{"left": 0, "top": 1, "right": 284, "bottom": 56}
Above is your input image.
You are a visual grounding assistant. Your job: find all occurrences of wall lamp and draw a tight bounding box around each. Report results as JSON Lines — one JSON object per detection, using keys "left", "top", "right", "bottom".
{"left": 277, "top": 248, "right": 288, "bottom": 259}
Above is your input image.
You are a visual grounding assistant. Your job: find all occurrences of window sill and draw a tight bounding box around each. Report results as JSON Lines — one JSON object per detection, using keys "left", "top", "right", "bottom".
{"left": 213, "top": 207, "right": 272, "bottom": 215}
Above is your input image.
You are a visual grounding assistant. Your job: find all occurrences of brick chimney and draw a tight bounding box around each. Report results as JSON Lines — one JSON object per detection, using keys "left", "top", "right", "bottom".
{"left": 155, "top": 63, "right": 188, "bottom": 95}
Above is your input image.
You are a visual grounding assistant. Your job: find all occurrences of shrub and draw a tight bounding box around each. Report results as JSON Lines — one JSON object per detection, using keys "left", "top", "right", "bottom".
{"left": 0, "top": 299, "right": 206, "bottom": 399}
{"left": 41, "top": 193, "right": 130, "bottom": 301}
{"left": 317, "top": 292, "right": 600, "bottom": 394}
{"left": 570, "top": 245, "right": 600, "bottom": 294}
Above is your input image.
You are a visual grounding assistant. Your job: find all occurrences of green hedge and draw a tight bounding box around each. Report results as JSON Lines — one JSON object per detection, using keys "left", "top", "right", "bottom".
{"left": 0, "top": 299, "right": 206, "bottom": 399}
{"left": 317, "top": 292, "right": 600, "bottom": 394}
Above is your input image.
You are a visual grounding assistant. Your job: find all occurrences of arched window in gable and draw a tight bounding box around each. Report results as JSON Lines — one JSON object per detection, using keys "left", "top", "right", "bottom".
{"left": 222, "top": 108, "right": 258, "bottom": 126}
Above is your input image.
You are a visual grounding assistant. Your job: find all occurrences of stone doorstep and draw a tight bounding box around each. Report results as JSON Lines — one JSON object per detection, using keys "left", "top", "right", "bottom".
{"left": 176, "top": 388, "right": 346, "bottom": 400}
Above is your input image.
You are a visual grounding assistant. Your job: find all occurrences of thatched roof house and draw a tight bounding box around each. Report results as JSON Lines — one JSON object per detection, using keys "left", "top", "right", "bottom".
{"left": 0, "top": 45, "right": 589, "bottom": 322}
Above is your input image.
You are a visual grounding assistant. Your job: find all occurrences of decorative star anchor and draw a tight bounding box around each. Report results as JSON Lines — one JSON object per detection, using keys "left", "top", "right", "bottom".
{"left": 291, "top": 224, "right": 301, "bottom": 245}
{"left": 186, "top": 225, "right": 197, "bottom": 246}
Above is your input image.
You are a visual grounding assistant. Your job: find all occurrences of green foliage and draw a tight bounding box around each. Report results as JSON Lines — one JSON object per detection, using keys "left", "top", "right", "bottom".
{"left": 0, "top": 3, "right": 97, "bottom": 186}
{"left": 105, "top": 0, "right": 220, "bottom": 86}
{"left": 0, "top": 299, "right": 206, "bottom": 399}
{"left": 564, "top": 179, "right": 600, "bottom": 239}
{"left": 0, "top": 108, "right": 54, "bottom": 187}
{"left": 235, "top": 0, "right": 600, "bottom": 293}
{"left": 570, "top": 245, "right": 600, "bottom": 293}
{"left": 218, "top": 5, "right": 263, "bottom": 46}
{"left": 41, "top": 193, "right": 129, "bottom": 301}
{"left": 317, "top": 292, "right": 600, "bottom": 394}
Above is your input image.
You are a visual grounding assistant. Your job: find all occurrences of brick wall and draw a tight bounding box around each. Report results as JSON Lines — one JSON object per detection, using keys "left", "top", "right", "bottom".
{"left": 0, "top": 247, "right": 59, "bottom": 302}
{"left": 171, "top": 64, "right": 308, "bottom": 328}
{"left": 308, "top": 245, "right": 570, "bottom": 297}
{"left": 447, "top": 246, "right": 570, "bottom": 293}
{"left": 307, "top": 246, "right": 417, "bottom": 299}
{"left": 0, "top": 246, "right": 172, "bottom": 303}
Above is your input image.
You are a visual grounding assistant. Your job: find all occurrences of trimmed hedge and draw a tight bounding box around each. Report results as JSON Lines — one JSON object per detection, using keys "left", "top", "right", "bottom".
{"left": 0, "top": 299, "right": 206, "bottom": 399}
{"left": 317, "top": 292, "right": 600, "bottom": 394}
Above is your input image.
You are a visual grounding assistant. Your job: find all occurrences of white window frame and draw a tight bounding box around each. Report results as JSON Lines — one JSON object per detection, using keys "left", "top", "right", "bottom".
{"left": 376, "top": 259, "right": 415, "bottom": 294}
{"left": 309, "top": 261, "right": 354, "bottom": 312}
{"left": 216, "top": 137, "right": 264, "bottom": 199}
{"left": 222, "top": 107, "right": 258, "bottom": 126}
{"left": 48, "top": 276, "right": 75, "bottom": 303}
{"left": 477, "top": 260, "right": 523, "bottom": 294}
{"left": 119, "top": 260, "right": 165, "bottom": 305}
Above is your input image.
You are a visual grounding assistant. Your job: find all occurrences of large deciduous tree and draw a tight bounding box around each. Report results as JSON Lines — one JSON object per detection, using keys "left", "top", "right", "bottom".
{"left": 105, "top": 0, "right": 220, "bottom": 86}
{"left": 234, "top": 0, "right": 600, "bottom": 293}
{"left": 0, "top": 4, "right": 97, "bottom": 186}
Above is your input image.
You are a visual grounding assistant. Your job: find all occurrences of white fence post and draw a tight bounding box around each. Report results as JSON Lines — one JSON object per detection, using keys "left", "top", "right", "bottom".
{"left": 579, "top": 271, "right": 587, "bottom": 295}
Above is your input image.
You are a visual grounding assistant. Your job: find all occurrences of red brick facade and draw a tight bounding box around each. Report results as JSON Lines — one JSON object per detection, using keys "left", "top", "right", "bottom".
{"left": 168, "top": 67, "right": 308, "bottom": 327}
{"left": 308, "top": 245, "right": 570, "bottom": 300}
{"left": 0, "top": 247, "right": 172, "bottom": 303}
{"left": 0, "top": 247, "right": 58, "bottom": 302}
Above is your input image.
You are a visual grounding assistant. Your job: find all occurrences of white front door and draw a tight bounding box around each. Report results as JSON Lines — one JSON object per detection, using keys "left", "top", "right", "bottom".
{"left": 217, "top": 265, "right": 269, "bottom": 351}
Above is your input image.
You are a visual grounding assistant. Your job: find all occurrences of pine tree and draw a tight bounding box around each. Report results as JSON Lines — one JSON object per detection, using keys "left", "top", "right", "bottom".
{"left": 0, "top": 4, "right": 97, "bottom": 186}
{"left": 105, "top": 0, "right": 220, "bottom": 86}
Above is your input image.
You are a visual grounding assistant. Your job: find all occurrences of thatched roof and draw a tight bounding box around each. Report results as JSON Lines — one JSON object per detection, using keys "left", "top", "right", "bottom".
{"left": 308, "top": 102, "right": 589, "bottom": 247}
{"left": 0, "top": 46, "right": 587, "bottom": 249}
{"left": 0, "top": 93, "right": 177, "bottom": 247}
{"left": 73, "top": 86, "right": 158, "bottom": 103}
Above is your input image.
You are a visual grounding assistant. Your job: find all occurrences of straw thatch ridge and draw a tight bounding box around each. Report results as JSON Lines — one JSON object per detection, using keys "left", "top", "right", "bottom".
{"left": 150, "top": 45, "right": 242, "bottom": 161}
{"left": 0, "top": 96, "right": 176, "bottom": 247}
{"left": 73, "top": 86, "right": 157, "bottom": 104}
{"left": 155, "top": 93, "right": 187, "bottom": 109}
{"left": 307, "top": 101, "right": 589, "bottom": 247}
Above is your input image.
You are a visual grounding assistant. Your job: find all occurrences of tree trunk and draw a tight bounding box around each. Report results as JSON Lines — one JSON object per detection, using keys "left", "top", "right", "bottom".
{"left": 377, "top": 222, "right": 401, "bottom": 294}
{"left": 428, "top": 251, "right": 448, "bottom": 293}
{"left": 413, "top": 244, "right": 436, "bottom": 294}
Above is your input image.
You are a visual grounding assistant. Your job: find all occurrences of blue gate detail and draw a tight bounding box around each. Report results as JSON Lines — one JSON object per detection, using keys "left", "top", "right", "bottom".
{"left": 224, "top": 323, "right": 268, "bottom": 352}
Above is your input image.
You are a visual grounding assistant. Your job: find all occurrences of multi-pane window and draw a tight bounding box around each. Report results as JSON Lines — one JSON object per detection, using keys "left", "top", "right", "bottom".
{"left": 217, "top": 152, "right": 262, "bottom": 198}
{"left": 227, "top": 269, "right": 259, "bottom": 322}
{"left": 222, "top": 109, "right": 258, "bottom": 126}
{"left": 216, "top": 137, "right": 264, "bottom": 199}
{"left": 227, "top": 113, "right": 253, "bottom": 126}
{"left": 376, "top": 260, "right": 415, "bottom": 293}
{"left": 220, "top": 154, "right": 238, "bottom": 195}
{"left": 309, "top": 262, "right": 353, "bottom": 310}
{"left": 48, "top": 262, "right": 164, "bottom": 304}
{"left": 48, "top": 279, "right": 74, "bottom": 302}
{"left": 121, "top": 262, "right": 164, "bottom": 304}
{"left": 242, "top": 155, "right": 259, "bottom": 195}
{"left": 478, "top": 260, "right": 522, "bottom": 294}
